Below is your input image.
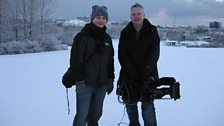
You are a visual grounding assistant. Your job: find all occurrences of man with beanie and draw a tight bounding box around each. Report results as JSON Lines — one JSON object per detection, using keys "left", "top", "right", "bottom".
{"left": 117, "top": 3, "right": 160, "bottom": 126}
{"left": 70, "top": 5, "right": 114, "bottom": 126}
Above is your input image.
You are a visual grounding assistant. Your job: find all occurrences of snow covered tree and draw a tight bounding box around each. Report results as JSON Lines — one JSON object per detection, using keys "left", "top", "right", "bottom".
{"left": 0, "top": 0, "right": 9, "bottom": 43}
{"left": 38, "top": 0, "right": 56, "bottom": 34}
{"left": 19, "top": 0, "right": 38, "bottom": 40}
{"left": 0, "top": 0, "right": 68, "bottom": 55}
{"left": 9, "top": 0, "right": 20, "bottom": 41}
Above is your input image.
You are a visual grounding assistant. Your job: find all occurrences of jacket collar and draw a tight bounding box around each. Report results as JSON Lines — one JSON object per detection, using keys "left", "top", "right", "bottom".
{"left": 124, "top": 18, "right": 154, "bottom": 34}
{"left": 82, "top": 22, "right": 108, "bottom": 41}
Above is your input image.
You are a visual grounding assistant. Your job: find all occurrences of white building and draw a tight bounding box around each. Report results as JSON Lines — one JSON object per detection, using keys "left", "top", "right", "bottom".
{"left": 61, "top": 19, "right": 87, "bottom": 27}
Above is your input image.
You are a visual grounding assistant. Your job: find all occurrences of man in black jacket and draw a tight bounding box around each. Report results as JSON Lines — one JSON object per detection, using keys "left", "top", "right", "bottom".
{"left": 70, "top": 5, "right": 114, "bottom": 126}
{"left": 117, "top": 3, "right": 160, "bottom": 126}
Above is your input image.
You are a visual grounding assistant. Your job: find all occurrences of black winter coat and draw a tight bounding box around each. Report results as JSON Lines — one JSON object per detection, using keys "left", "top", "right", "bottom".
{"left": 70, "top": 23, "right": 115, "bottom": 87}
{"left": 117, "top": 19, "right": 160, "bottom": 102}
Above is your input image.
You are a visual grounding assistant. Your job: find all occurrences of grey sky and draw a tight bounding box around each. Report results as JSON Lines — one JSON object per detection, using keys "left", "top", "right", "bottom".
{"left": 52, "top": 0, "right": 224, "bottom": 26}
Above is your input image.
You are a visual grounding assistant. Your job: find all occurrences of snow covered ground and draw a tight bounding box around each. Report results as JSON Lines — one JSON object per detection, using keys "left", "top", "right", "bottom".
{"left": 1, "top": 39, "right": 224, "bottom": 126}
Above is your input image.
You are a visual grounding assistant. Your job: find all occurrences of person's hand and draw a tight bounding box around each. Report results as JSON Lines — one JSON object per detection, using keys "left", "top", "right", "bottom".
{"left": 107, "top": 79, "right": 114, "bottom": 95}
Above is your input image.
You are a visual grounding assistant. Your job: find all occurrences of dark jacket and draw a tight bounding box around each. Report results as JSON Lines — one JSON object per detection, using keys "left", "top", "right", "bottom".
{"left": 70, "top": 22, "right": 114, "bottom": 87}
{"left": 117, "top": 19, "right": 160, "bottom": 102}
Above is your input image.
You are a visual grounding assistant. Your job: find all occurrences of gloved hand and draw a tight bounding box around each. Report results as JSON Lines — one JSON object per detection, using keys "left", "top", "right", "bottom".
{"left": 106, "top": 79, "right": 114, "bottom": 95}
{"left": 141, "top": 77, "right": 157, "bottom": 97}
{"left": 145, "top": 76, "right": 160, "bottom": 88}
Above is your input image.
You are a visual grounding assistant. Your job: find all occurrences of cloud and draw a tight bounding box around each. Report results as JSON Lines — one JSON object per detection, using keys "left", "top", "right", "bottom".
{"left": 216, "top": 0, "right": 224, "bottom": 2}
{"left": 184, "top": 0, "right": 194, "bottom": 4}
{"left": 160, "top": 0, "right": 224, "bottom": 19}
{"left": 52, "top": 0, "right": 224, "bottom": 26}
{"left": 144, "top": 0, "right": 224, "bottom": 25}
{"left": 149, "top": 9, "right": 172, "bottom": 25}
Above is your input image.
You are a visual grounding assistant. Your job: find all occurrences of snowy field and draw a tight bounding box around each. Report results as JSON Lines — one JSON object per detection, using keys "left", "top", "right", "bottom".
{"left": 1, "top": 39, "right": 224, "bottom": 126}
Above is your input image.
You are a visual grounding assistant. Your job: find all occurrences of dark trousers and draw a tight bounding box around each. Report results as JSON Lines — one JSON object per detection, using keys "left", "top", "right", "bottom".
{"left": 73, "top": 83, "right": 107, "bottom": 126}
{"left": 126, "top": 100, "right": 157, "bottom": 126}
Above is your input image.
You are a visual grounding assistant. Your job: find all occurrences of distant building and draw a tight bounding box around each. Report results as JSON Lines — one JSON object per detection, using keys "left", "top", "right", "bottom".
{"left": 110, "top": 21, "right": 119, "bottom": 26}
{"left": 161, "top": 40, "right": 210, "bottom": 47}
{"left": 61, "top": 19, "right": 87, "bottom": 27}
{"left": 196, "top": 36, "right": 215, "bottom": 42}
{"left": 162, "top": 40, "right": 180, "bottom": 46}
{"left": 209, "top": 21, "right": 222, "bottom": 29}
{"left": 77, "top": 16, "right": 90, "bottom": 22}
{"left": 55, "top": 18, "right": 66, "bottom": 24}
{"left": 107, "top": 20, "right": 120, "bottom": 27}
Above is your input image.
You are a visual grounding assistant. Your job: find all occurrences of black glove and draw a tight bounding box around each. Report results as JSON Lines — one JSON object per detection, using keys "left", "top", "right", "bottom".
{"left": 62, "top": 68, "right": 75, "bottom": 88}
{"left": 142, "top": 77, "right": 158, "bottom": 97}
{"left": 107, "top": 79, "right": 114, "bottom": 95}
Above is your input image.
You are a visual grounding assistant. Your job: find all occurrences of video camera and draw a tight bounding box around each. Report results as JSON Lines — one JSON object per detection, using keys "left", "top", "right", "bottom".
{"left": 145, "top": 77, "right": 181, "bottom": 101}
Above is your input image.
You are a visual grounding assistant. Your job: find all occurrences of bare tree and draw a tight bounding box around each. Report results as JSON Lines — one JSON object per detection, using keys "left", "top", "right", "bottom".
{"left": 20, "top": 0, "right": 28, "bottom": 39}
{"left": 0, "top": 0, "right": 8, "bottom": 43}
{"left": 10, "top": 0, "right": 20, "bottom": 41}
{"left": 0, "top": 0, "right": 3, "bottom": 43}
{"left": 28, "top": 0, "right": 35, "bottom": 40}
{"left": 17, "top": 0, "right": 57, "bottom": 40}
{"left": 38, "top": 0, "right": 56, "bottom": 34}
{"left": 8, "top": 0, "right": 56, "bottom": 41}
{"left": 19, "top": 0, "right": 38, "bottom": 40}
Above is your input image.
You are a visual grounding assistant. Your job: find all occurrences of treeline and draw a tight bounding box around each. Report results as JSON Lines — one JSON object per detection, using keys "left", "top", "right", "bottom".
{"left": 158, "top": 26, "right": 224, "bottom": 47}
{"left": 1, "top": 0, "right": 224, "bottom": 55}
{"left": 0, "top": 0, "right": 66, "bottom": 55}
{"left": 54, "top": 24, "right": 224, "bottom": 48}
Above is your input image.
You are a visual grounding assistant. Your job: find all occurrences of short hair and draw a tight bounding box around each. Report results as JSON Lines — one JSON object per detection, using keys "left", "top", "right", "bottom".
{"left": 131, "top": 3, "right": 144, "bottom": 10}
{"left": 130, "top": 3, "right": 145, "bottom": 16}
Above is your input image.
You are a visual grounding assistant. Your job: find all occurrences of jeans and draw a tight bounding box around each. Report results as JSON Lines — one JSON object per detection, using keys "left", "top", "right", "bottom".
{"left": 126, "top": 100, "right": 157, "bottom": 126}
{"left": 73, "top": 83, "right": 107, "bottom": 126}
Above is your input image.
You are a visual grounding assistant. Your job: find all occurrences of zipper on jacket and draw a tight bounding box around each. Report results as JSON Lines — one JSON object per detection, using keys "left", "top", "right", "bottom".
{"left": 96, "top": 54, "right": 101, "bottom": 87}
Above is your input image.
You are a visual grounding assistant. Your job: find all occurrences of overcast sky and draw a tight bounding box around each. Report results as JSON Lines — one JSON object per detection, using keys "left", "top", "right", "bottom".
{"left": 51, "top": 0, "right": 224, "bottom": 26}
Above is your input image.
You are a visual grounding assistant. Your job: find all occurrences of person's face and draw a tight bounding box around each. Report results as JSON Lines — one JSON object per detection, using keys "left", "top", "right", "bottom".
{"left": 92, "top": 15, "right": 107, "bottom": 28}
{"left": 130, "top": 7, "right": 145, "bottom": 26}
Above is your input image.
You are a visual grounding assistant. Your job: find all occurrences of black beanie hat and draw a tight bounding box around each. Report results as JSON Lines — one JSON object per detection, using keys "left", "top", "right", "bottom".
{"left": 91, "top": 5, "right": 108, "bottom": 21}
